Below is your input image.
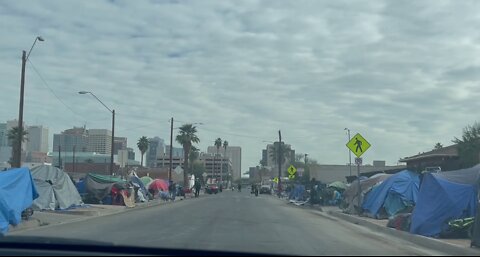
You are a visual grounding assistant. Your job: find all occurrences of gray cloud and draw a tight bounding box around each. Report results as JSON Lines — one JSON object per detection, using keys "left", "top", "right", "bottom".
{"left": 2, "top": 0, "right": 480, "bottom": 171}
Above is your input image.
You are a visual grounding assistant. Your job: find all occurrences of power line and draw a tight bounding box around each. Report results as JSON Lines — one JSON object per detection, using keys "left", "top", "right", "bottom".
{"left": 27, "top": 59, "right": 85, "bottom": 119}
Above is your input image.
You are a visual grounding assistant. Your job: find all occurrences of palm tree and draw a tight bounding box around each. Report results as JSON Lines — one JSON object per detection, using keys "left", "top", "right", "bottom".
{"left": 223, "top": 140, "right": 229, "bottom": 186}
{"left": 137, "top": 136, "right": 149, "bottom": 167}
{"left": 214, "top": 138, "right": 222, "bottom": 183}
{"left": 7, "top": 127, "right": 28, "bottom": 167}
{"left": 189, "top": 146, "right": 200, "bottom": 171}
{"left": 176, "top": 124, "right": 200, "bottom": 186}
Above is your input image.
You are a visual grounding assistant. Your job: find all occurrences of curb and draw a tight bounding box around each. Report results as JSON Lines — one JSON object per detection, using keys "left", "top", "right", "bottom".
{"left": 9, "top": 193, "right": 208, "bottom": 234}
{"left": 327, "top": 210, "right": 480, "bottom": 256}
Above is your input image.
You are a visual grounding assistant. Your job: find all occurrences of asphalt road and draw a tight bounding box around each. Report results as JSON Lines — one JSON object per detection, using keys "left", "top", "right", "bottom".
{"left": 11, "top": 190, "right": 447, "bottom": 255}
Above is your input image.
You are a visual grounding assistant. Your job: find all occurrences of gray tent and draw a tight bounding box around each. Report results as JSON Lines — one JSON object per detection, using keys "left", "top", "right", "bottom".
{"left": 343, "top": 174, "right": 391, "bottom": 214}
{"left": 30, "top": 165, "right": 83, "bottom": 210}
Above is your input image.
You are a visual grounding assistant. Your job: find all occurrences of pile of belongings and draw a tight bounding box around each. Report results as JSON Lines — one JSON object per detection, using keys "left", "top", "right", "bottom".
{"left": 387, "top": 213, "right": 412, "bottom": 232}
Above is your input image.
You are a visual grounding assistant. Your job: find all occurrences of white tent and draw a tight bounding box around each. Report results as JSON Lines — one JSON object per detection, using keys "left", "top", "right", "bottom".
{"left": 30, "top": 165, "right": 83, "bottom": 210}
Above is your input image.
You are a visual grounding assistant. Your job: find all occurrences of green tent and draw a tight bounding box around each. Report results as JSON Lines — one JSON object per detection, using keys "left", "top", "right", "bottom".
{"left": 88, "top": 173, "right": 124, "bottom": 183}
{"left": 140, "top": 176, "right": 153, "bottom": 187}
{"left": 328, "top": 181, "right": 347, "bottom": 190}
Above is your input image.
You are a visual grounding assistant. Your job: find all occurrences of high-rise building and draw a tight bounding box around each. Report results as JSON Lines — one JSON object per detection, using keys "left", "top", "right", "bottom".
{"left": 127, "top": 147, "right": 135, "bottom": 160}
{"left": 26, "top": 126, "right": 49, "bottom": 153}
{"left": 0, "top": 123, "right": 7, "bottom": 147}
{"left": 165, "top": 145, "right": 184, "bottom": 158}
{"left": 207, "top": 146, "right": 242, "bottom": 182}
{"left": 146, "top": 137, "right": 165, "bottom": 168}
{"left": 53, "top": 127, "right": 88, "bottom": 153}
{"left": 113, "top": 137, "right": 127, "bottom": 154}
{"left": 87, "top": 129, "right": 112, "bottom": 154}
{"left": 199, "top": 153, "right": 232, "bottom": 183}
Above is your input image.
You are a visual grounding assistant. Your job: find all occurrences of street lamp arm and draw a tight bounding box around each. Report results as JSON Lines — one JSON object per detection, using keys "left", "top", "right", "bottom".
{"left": 26, "top": 37, "right": 44, "bottom": 61}
{"left": 81, "top": 92, "right": 113, "bottom": 113}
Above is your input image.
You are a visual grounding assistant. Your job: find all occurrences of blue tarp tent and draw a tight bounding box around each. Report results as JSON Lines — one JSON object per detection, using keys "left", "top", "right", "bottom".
{"left": 362, "top": 170, "right": 420, "bottom": 218}
{"left": 0, "top": 168, "right": 39, "bottom": 235}
{"left": 410, "top": 165, "right": 480, "bottom": 237}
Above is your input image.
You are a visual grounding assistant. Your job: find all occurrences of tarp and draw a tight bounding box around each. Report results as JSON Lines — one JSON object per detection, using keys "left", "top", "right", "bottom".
{"left": 85, "top": 173, "right": 125, "bottom": 202}
{"left": 410, "top": 165, "right": 480, "bottom": 237}
{"left": 0, "top": 168, "right": 39, "bottom": 235}
{"left": 148, "top": 179, "right": 169, "bottom": 193}
{"left": 328, "top": 181, "right": 347, "bottom": 190}
{"left": 362, "top": 170, "right": 419, "bottom": 218}
{"left": 30, "top": 165, "right": 83, "bottom": 211}
{"left": 140, "top": 176, "right": 153, "bottom": 187}
{"left": 127, "top": 175, "right": 148, "bottom": 200}
{"left": 343, "top": 174, "right": 392, "bottom": 214}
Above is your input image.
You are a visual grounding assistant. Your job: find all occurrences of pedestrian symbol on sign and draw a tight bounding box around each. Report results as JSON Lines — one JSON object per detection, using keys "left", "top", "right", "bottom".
{"left": 354, "top": 137, "right": 363, "bottom": 153}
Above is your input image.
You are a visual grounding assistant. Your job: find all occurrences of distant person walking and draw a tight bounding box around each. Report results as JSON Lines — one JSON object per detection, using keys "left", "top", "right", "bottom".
{"left": 194, "top": 179, "right": 201, "bottom": 197}
{"left": 168, "top": 181, "right": 176, "bottom": 201}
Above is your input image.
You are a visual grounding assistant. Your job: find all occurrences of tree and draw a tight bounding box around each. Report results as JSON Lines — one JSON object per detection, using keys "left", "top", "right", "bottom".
{"left": 7, "top": 127, "right": 28, "bottom": 167}
{"left": 295, "top": 153, "right": 305, "bottom": 162}
{"left": 189, "top": 146, "right": 200, "bottom": 171}
{"left": 137, "top": 136, "right": 149, "bottom": 167}
{"left": 191, "top": 160, "right": 206, "bottom": 185}
{"left": 223, "top": 140, "right": 229, "bottom": 185}
{"left": 176, "top": 124, "right": 200, "bottom": 186}
{"left": 453, "top": 122, "right": 480, "bottom": 168}
{"left": 434, "top": 142, "right": 443, "bottom": 150}
{"left": 269, "top": 142, "right": 292, "bottom": 166}
{"left": 214, "top": 137, "right": 222, "bottom": 181}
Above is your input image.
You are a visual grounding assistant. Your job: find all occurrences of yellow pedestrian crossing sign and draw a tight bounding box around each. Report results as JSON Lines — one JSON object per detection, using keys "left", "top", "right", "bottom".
{"left": 288, "top": 165, "right": 297, "bottom": 175}
{"left": 273, "top": 177, "right": 279, "bottom": 183}
{"left": 346, "top": 133, "right": 371, "bottom": 158}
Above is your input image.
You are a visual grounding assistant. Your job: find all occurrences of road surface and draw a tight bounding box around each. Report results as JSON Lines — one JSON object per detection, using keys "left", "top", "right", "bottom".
{"left": 11, "top": 190, "right": 446, "bottom": 255}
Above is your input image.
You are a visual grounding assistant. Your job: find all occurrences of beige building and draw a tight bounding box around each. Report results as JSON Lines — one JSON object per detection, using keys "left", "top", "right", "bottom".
{"left": 207, "top": 146, "right": 241, "bottom": 182}
{"left": 309, "top": 162, "right": 406, "bottom": 184}
{"left": 27, "top": 125, "right": 49, "bottom": 153}
{"left": 87, "top": 129, "right": 112, "bottom": 154}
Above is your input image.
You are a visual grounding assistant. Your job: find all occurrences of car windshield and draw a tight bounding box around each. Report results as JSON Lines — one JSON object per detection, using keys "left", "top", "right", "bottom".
{"left": 2, "top": 0, "right": 480, "bottom": 256}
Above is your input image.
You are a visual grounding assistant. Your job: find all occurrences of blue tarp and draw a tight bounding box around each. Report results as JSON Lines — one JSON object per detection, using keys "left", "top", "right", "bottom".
{"left": 410, "top": 165, "right": 480, "bottom": 237}
{"left": 362, "top": 170, "right": 419, "bottom": 218}
{"left": 0, "top": 168, "right": 39, "bottom": 235}
{"left": 289, "top": 184, "right": 306, "bottom": 201}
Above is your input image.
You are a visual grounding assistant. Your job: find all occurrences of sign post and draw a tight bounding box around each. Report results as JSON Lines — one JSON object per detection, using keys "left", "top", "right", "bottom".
{"left": 346, "top": 133, "right": 371, "bottom": 213}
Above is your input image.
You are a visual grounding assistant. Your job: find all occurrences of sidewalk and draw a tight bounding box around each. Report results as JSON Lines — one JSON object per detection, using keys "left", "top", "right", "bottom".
{"left": 8, "top": 194, "right": 197, "bottom": 234}
{"left": 316, "top": 206, "right": 479, "bottom": 256}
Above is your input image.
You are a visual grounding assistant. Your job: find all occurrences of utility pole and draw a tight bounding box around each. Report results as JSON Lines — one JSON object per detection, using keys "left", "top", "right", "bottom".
{"left": 345, "top": 128, "right": 352, "bottom": 177}
{"left": 278, "top": 130, "right": 282, "bottom": 193}
{"left": 15, "top": 51, "right": 26, "bottom": 168}
{"left": 110, "top": 109, "right": 115, "bottom": 176}
{"left": 73, "top": 145, "right": 76, "bottom": 173}
{"left": 169, "top": 117, "right": 173, "bottom": 181}
{"left": 305, "top": 153, "right": 308, "bottom": 181}
{"left": 58, "top": 145, "right": 61, "bottom": 168}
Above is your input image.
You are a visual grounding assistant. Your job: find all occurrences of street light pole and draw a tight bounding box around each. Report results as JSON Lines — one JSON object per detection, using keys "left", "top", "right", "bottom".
{"left": 111, "top": 109, "right": 115, "bottom": 176}
{"left": 278, "top": 130, "right": 282, "bottom": 193}
{"left": 169, "top": 117, "right": 173, "bottom": 181}
{"left": 345, "top": 128, "right": 352, "bottom": 177}
{"left": 16, "top": 36, "right": 44, "bottom": 168}
{"left": 78, "top": 91, "right": 115, "bottom": 175}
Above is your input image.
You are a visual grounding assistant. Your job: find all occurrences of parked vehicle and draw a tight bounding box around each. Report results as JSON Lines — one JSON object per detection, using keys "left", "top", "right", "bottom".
{"left": 205, "top": 184, "right": 219, "bottom": 194}
{"left": 260, "top": 185, "right": 272, "bottom": 195}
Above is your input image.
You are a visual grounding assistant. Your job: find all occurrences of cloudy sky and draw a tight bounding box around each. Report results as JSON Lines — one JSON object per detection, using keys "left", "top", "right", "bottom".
{"left": 1, "top": 0, "right": 480, "bottom": 172}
